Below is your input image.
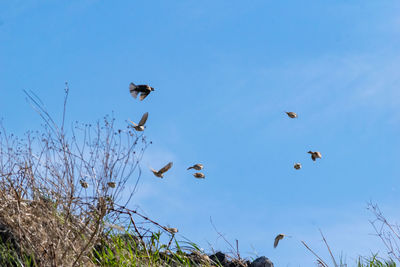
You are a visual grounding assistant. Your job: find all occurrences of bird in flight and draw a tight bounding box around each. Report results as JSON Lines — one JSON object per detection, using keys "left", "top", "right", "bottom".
{"left": 107, "top": 182, "right": 116, "bottom": 188}
{"left": 187, "top": 164, "right": 204, "bottom": 170}
{"left": 129, "top": 82, "right": 155, "bottom": 101}
{"left": 193, "top": 172, "right": 205, "bottom": 179}
{"left": 151, "top": 162, "right": 173, "bottom": 178}
{"left": 308, "top": 151, "right": 322, "bottom": 161}
{"left": 285, "top": 111, "right": 297, "bottom": 118}
{"left": 274, "top": 234, "right": 286, "bottom": 248}
{"left": 80, "top": 179, "right": 88, "bottom": 189}
{"left": 294, "top": 163, "right": 302, "bottom": 170}
{"left": 130, "top": 112, "right": 149, "bottom": 131}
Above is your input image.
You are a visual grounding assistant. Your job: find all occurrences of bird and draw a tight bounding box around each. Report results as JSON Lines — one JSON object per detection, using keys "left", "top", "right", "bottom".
{"left": 79, "top": 179, "right": 88, "bottom": 189}
{"left": 129, "top": 112, "right": 148, "bottom": 131}
{"left": 274, "top": 234, "right": 285, "bottom": 248}
{"left": 129, "top": 82, "right": 154, "bottom": 101}
{"left": 107, "top": 182, "right": 116, "bottom": 188}
{"left": 166, "top": 227, "right": 178, "bottom": 234}
{"left": 187, "top": 164, "right": 203, "bottom": 170}
{"left": 285, "top": 111, "right": 297, "bottom": 118}
{"left": 193, "top": 172, "right": 205, "bottom": 179}
{"left": 308, "top": 151, "right": 322, "bottom": 161}
{"left": 294, "top": 163, "right": 302, "bottom": 170}
{"left": 150, "top": 162, "right": 173, "bottom": 178}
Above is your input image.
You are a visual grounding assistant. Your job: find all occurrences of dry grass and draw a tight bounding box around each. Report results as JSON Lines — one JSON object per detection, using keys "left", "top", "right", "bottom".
{"left": 0, "top": 88, "right": 217, "bottom": 266}
{"left": 0, "top": 88, "right": 148, "bottom": 266}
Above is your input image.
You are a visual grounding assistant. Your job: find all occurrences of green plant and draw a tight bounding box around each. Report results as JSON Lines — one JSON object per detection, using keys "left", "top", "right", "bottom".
{"left": 92, "top": 230, "right": 215, "bottom": 266}
{"left": 357, "top": 254, "right": 396, "bottom": 267}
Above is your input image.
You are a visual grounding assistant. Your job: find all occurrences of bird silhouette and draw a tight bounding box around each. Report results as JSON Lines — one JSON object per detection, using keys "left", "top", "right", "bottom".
{"left": 129, "top": 82, "right": 154, "bottom": 101}
{"left": 130, "top": 112, "right": 148, "bottom": 131}
{"left": 107, "top": 182, "right": 116, "bottom": 188}
{"left": 193, "top": 172, "right": 205, "bottom": 179}
{"left": 294, "top": 163, "right": 302, "bottom": 170}
{"left": 285, "top": 111, "right": 297, "bottom": 118}
{"left": 274, "top": 234, "right": 285, "bottom": 248}
{"left": 308, "top": 151, "right": 322, "bottom": 161}
{"left": 187, "top": 164, "right": 203, "bottom": 170}
{"left": 79, "top": 179, "right": 88, "bottom": 189}
{"left": 151, "top": 162, "right": 173, "bottom": 178}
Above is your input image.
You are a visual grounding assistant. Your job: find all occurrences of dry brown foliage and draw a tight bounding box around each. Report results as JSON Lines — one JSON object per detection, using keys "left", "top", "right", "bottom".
{"left": 369, "top": 202, "right": 400, "bottom": 263}
{"left": 0, "top": 87, "right": 148, "bottom": 266}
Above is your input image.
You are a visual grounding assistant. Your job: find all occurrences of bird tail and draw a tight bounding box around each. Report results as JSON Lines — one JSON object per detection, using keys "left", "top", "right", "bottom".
{"left": 187, "top": 167, "right": 193, "bottom": 170}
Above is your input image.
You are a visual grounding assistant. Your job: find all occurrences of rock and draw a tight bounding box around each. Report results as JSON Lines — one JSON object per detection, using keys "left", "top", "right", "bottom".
{"left": 209, "top": 252, "right": 273, "bottom": 267}
{"left": 189, "top": 250, "right": 211, "bottom": 265}
{"left": 210, "top": 252, "right": 229, "bottom": 265}
{"left": 250, "top": 256, "right": 274, "bottom": 267}
{"left": 227, "top": 258, "right": 249, "bottom": 267}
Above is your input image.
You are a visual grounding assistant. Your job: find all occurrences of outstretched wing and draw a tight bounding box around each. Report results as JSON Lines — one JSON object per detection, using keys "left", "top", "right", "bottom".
{"left": 129, "top": 83, "right": 138, "bottom": 99}
{"left": 159, "top": 162, "right": 173, "bottom": 174}
{"left": 274, "top": 234, "right": 284, "bottom": 248}
{"left": 130, "top": 89, "right": 138, "bottom": 99}
{"left": 129, "top": 120, "right": 138, "bottom": 127}
{"left": 139, "top": 112, "right": 149, "bottom": 126}
{"left": 150, "top": 168, "right": 159, "bottom": 176}
{"left": 139, "top": 92, "right": 150, "bottom": 101}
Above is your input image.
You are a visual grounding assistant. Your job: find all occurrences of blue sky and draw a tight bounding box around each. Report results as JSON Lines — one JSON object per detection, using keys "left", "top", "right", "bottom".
{"left": 1, "top": 1, "right": 400, "bottom": 265}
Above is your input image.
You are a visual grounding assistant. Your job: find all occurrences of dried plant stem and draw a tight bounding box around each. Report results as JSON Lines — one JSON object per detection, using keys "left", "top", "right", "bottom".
{"left": 319, "top": 229, "right": 338, "bottom": 267}
{"left": 301, "top": 240, "right": 329, "bottom": 267}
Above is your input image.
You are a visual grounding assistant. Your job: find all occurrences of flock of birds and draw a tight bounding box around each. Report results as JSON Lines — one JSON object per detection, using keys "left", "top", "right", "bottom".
{"left": 285, "top": 111, "right": 323, "bottom": 170}
{"left": 128, "top": 83, "right": 324, "bottom": 249}
{"left": 129, "top": 82, "right": 206, "bottom": 179}
{"left": 273, "top": 112, "right": 323, "bottom": 248}
{"left": 79, "top": 82, "right": 323, "bottom": 249}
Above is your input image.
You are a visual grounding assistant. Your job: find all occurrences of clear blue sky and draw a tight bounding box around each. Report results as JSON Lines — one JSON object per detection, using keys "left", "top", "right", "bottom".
{"left": 1, "top": 1, "right": 400, "bottom": 265}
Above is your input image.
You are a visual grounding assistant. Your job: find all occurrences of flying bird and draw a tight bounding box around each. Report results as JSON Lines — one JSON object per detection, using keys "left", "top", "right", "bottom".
{"left": 308, "top": 151, "right": 322, "bottom": 161}
{"left": 294, "top": 163, "right": 302, "bottom": 170}
{"left": 107, "top": 182, "right": 116, "bottom": 188}
{"left": 274, "top": 234, "right": 285, "bottom": 248}
{"left": 129, "top": 82, "right": 155, "bottom": 101}
{"left": 151, "top": 162, "right": 173, "bottom": 178}
{"left": 193, "top": 172, "right": 205, "bottom": 179}
{"left": 129, "top": 112, "right": 148, "bottom": 131}
{"left": 187, "top": 164, "right": 203, "bottom": 170}
{"left": 285, "top": 112, "right": 297, "bottom": 118}
{"left": 80, "top": 179, "right": 88, "bottom": 189}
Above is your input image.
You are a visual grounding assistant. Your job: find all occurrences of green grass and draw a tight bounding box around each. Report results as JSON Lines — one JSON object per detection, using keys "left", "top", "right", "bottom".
{"left": 1, "top": 225, "right": 398, "bottom": 267}
{"left": 357, "top": 254, "right": 396, "bottom": 267}
{"left": 92, "top": 231, "right": 217, "bottom": 267}
{"left": 0, "top": 239, "right": 35, "bottom": 267}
